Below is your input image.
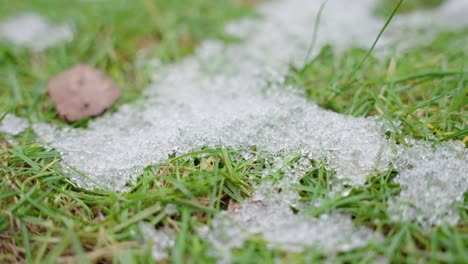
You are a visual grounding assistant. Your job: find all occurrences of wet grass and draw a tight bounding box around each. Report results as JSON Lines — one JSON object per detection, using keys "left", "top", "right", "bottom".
{"left": 374, "top": 0, "right": 446, "bottom": 18}
{"left": 2, "top": 141, "right": 467, "bottom": 263}
{"left": 1, "top": 142, "right": 256, "bottom": 263}
{"left": 1, "top": 0, "right": 467, "bottom": 263}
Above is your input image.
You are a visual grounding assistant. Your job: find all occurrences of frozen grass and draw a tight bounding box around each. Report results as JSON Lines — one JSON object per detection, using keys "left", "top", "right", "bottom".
{"left": 1, "top": 0, "right": 467, "bottom": 263}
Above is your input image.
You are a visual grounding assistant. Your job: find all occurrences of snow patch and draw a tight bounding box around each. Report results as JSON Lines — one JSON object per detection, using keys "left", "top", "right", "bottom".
{"left": 199, "top": 155, "right": 382, "bottom": 263}
{"left": 0, "top": 13, "right": 73, "bottom": 51}
{"left": 0, "top": 114, "right": 29, "bottom": 136}
{"left": 389, "top": 140, "right": 468, "bottom": 227}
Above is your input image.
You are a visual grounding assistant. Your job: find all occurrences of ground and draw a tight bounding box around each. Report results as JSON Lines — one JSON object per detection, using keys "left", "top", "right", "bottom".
{"left": 0, "top": 0, "right": 467, "bottom": 263}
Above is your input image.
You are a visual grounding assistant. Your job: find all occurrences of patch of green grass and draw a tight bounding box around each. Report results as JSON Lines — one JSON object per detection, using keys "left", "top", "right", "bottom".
{"left": 374, "top": 0, "right": 446, "bottom": 18}
{"left": 287, "top": 29, "right": 468, "bottom": 144}
{"left": 0, "top": 0, "right": 253, "bottom": 125}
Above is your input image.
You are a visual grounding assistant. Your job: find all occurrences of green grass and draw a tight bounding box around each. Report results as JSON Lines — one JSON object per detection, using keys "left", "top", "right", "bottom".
{"left": 287, "top": 29, "right": 468, "bottom": 144}
{"left": 1, "top": 143, "right": 256, "bottom": 263}
{"left": 374, "top": 0, "right": 446, "bottom": 18}
{"left": 1, "top": 0, "right": 467, "bottom": 263}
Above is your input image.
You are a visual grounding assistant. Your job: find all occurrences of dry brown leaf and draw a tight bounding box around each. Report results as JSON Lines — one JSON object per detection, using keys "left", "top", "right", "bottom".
{"left": 47, "top": 64, "right": 120, "bottom": 122}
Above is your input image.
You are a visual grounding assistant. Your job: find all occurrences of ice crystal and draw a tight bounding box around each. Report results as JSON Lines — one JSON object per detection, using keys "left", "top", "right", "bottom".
{"left": 0, "top": 13, "right": 73, "bottom": 51}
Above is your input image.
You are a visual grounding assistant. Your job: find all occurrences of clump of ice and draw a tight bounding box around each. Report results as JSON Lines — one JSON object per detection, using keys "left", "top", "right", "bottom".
{"left": 0, "top": 13, "right": 73, "bottom": 51}
{"left": 138, "top": 223, "right": 175, "bottom": 261}
{"left": 389, "top": 140, "right": 468, "bottom": 227}
{"left": 0, "top": 114, "right": 29, "bottom": 136}
{"left": 380, "top": 0, "right": 468, "bottom": 54}
{"left": 201, "top": 201, "right": 380, "bottom": 263}
{"left": 199, "top": 156, "right": 381, "bottom": 263}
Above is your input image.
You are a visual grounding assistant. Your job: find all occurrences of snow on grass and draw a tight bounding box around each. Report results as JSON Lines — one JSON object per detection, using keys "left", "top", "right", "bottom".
{"left": 31, "top": 0, "right": 468, "bottom": 257}
{"left": 199, "top": 155, "right": 383, "bottom": 263}
{"left": 0, "top": 113, "right": 29, "bottom": 136}
{"left": 0, "top": 13, "right": 73, "bottom": 51}
{"left": 201, "top": 204, "right": 380, "bottom": 262}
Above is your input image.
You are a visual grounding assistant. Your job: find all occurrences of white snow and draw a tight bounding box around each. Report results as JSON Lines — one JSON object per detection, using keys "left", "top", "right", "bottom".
{"left": 0, "top": 114, "right": 29, "bottom": 136}
{"left": 199, "top": 155, "right": 382, "bottom": 263}
{"left": 389, "top": 140, "right": 468, "bottom": 227}
{"left": 0, "top": 13, "right": 73, "bottom": 51}
{"left": 201, "top": 204, "right": 380, "bottom": 262}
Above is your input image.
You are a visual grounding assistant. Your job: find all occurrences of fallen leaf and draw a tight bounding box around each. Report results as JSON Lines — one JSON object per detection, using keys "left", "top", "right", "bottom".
{"left": 47, "top": 64, "right": 120, "bottom": 122}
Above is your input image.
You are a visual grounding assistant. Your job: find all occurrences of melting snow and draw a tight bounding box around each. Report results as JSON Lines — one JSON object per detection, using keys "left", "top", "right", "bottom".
{"left": 0, "top": 114, "right": 29, "bottom": 136}
{"left": 200, "top": 156, "right": 382, "bottom": 263}
{"left": 389, "top": 140, "right": 468, "bottom": 227}
{"left": 0, "top": 13, "right": 73, "bottom": 51}
{"left": 27, "top": 0, "right": 468, "bottom": 257}
{"left": 200, "top": 203, "right": 380, "bottom": 263}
